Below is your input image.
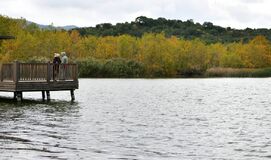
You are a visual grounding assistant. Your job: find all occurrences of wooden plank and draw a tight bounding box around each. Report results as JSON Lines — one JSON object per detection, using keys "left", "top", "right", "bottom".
{"left": 13, "top": 61, "right": 19, "bottom": 83}
{"left": 47, "top": 62, "right": 51, "bottom": 82}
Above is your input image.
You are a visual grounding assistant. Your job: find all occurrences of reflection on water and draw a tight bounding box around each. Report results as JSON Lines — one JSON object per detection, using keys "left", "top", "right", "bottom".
{"left": 1, "top": 78, "right": 271, "bottom": 159}
{"left": 0, "top": 98, "right": 80, "bottom": 160}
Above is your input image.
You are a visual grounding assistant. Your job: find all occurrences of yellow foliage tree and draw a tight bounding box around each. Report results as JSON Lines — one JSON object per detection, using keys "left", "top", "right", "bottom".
{"left": 138, "top": 33, "right": 175, "bottom": 76}
{"left": 245, "top": 36, "right": 271, "bottom": 68}
{"left": 95, "top": 36, "right": 118, "bottom": 59}
{"left": 117, "top": 35, "right": 138, "bottom": 59}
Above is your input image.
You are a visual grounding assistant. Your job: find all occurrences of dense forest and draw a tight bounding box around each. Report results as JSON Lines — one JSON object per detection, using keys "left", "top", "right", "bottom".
{"left": 74, "top": 16, "right": 271, "bottom": 44}
{"left": 1, "top": 15, "right": 271, "bottom": 77}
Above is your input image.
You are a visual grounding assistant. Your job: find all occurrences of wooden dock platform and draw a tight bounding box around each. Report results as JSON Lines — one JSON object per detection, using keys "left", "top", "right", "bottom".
{"left": 0, "top": 61, "right": 78, "bottom": 101}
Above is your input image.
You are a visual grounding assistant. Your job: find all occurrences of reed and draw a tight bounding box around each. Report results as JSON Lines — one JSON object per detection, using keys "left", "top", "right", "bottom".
{"left": 205, "top": 67, "right": 271, "bottom": 77}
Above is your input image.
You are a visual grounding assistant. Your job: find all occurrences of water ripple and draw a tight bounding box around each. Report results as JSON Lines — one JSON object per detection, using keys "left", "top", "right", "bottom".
{"left": 1, "top": 78, "right": 271, "bottom": 159}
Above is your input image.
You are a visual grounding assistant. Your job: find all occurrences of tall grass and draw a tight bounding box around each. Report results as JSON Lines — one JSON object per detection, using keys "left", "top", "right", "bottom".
{"left": 77, "top": 58, "right": 145, "bottom": 78}
{"left": 205, "top": 67, "right": 271, "bottom": 77}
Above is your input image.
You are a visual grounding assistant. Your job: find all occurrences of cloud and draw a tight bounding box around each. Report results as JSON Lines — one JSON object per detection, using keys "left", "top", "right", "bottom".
{"left": 239, "top": 0, "right": 264, "bottom": 3}
{"left": 208, "top": 0, "right": 271, "bottom": 28}
{"left": 0, "top": 0, "right": 270, "bottom": 28}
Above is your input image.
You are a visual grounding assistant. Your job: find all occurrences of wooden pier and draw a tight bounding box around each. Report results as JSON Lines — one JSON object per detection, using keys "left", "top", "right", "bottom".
{"left": 0, "top": 61, "right": 78, "bottom": 101}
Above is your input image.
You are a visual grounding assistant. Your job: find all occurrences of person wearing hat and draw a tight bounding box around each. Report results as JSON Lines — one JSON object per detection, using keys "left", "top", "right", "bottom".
{"left": 53, "top": 53, "right": 61, "bottom": 81}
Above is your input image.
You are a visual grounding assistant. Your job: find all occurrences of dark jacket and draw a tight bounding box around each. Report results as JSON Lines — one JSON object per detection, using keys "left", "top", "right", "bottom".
{"left": 53, "top": 57, "right": 61, "bottom": 64}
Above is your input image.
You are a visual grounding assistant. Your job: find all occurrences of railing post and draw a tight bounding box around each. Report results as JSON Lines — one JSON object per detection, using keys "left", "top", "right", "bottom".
{"left": 13, "top": 61, "right": 20, "bottom": 83}
{"left": 47, "top": 61, "right": 51, "bottom": 83}
{"left": 74, "top": 64, "right": 78, "bottom": 81}
{"left": 0, "top": 63, "right": 2, "bottom": 82}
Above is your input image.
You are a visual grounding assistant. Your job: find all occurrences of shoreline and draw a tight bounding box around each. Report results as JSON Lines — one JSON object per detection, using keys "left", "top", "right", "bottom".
{"left": 78, "top": 67, "right": 271, "bottom": 78}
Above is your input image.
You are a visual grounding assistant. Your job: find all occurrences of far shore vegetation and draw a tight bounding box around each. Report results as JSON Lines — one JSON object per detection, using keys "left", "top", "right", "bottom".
{"left": 1, "top": 15, "right": 271, "bottom": 78}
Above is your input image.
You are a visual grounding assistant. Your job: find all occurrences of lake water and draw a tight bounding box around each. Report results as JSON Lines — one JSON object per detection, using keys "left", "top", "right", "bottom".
{"left": 1, "top": 78, "right": 271, "bottom": 160}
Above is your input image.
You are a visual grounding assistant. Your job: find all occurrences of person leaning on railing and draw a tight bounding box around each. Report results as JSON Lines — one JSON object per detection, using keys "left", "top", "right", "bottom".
{"left": 60, "top": 51, "right": 68, "bottom": 80}
{"left": 53, "top": 53, "right": 61, "bottom": 81}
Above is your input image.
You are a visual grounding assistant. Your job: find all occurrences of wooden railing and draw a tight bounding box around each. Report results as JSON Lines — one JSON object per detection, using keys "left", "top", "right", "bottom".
{"left": 0, "top": 62, "right": 78, "bottom": 82}
{"left": 0, "top": 63, "right": 13, "bottom": 81}
{"left": 19, "top": 63, "right": 48, "bottom": 81}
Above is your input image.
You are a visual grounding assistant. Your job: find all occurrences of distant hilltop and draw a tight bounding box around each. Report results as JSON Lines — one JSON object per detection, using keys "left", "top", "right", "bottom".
{"left": 38, "top": 24, "right": 78, "bottom": 31}
{"left": 1, "top": 15, "right": 271, "bottom": 43}
{"left": 0, "top": 15, "right": 78, "bottom": 31}
{"left": 26, "top": 20, "right": 78, "bottom": 31}
{"left": 72, "top": 16, "right": 271, "bottom": 43}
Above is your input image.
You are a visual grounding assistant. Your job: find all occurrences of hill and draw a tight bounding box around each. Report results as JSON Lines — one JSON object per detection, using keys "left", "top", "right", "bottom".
{"left": 73, "top": 16, "right": 271, "bottom": 43}
{"left": 1, "top": 15, "right": 271, "bottom": 78}
{"left": 35, "top": 23, "right": 77, "bottom": 30}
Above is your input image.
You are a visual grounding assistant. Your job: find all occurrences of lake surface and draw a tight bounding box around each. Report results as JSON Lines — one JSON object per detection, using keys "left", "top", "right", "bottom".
{"left": 1, "top": 78, "right": 271, "bottom": 160}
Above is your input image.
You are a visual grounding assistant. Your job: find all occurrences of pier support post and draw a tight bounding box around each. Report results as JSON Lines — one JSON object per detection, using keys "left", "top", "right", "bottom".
{"left": 70, "top": 90, "right": 75, "bottom": 101}
{"left": 46, "top": 91, "right": 50, "bottom": 101}
{"left": 16, "top": 91, "right": 22, "bottom": 102}
{"left": 42, "top": 91, "right": 45, "bottom": 101}
{"left": 13, "top": 92, "right": 17, "bottom": 100}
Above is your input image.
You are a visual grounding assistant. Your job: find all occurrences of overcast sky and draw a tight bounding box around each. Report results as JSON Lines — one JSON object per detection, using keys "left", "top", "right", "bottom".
{"left": 0, "top": 0, "right": 270, "bottom": 29}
